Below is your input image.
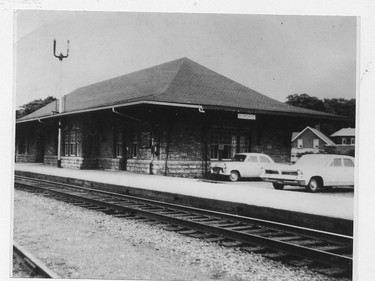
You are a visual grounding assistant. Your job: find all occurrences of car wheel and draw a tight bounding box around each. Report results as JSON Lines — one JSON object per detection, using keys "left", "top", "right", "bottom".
{"left": 273, "top": 183, "right": 284, "bottom": 190}
{"left": 306, "top": 177, "right": 322, "bottom": 193}
{"left": 229, "top": 171, "right": 240, "bottom": 182}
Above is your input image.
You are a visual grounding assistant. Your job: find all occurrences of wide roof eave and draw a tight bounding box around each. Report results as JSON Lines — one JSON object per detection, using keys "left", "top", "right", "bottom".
{"left": 16, "top": 100, "right": 343, "bottom": 124}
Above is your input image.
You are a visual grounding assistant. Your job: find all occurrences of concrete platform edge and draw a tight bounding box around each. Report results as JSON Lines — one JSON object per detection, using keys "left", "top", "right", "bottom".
{"left": 15, "top": 170, "right": 353, "bottom": 236}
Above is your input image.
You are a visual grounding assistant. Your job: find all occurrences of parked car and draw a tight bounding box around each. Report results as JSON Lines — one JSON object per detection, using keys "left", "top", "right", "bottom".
{"left": 210, "top": 153, "right": 275, "bottom": 182}
{"left": 260, "top": 154, "right": 355, "bottom": 192}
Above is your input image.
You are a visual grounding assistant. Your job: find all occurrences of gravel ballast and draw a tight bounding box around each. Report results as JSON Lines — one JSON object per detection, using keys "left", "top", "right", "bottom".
{"left": 13, "top": 190, "right": 351, "bottom": 280}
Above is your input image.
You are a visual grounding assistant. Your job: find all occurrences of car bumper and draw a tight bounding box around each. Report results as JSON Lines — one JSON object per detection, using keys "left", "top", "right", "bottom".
{"left": 210, "top": 168, "right": 230, "bottom": 176}
{"left": 261, "top": 177, "right": 306, "bottom": 186}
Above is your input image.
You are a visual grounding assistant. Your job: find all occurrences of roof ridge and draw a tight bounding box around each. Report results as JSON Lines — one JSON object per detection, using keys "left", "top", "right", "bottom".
{"left": 144, "top": 57, "right": 187, "bottom": 102}
{"left": 291, "top": 126, "right": 335, "bottom": 145}
{"left": 64, "top": 57, "right": 187, "bottom": 100}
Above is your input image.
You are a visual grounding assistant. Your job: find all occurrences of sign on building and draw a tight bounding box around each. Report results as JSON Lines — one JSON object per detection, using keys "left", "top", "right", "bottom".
{"left": 238, "top": 113, "right": 256, "bottom": 120}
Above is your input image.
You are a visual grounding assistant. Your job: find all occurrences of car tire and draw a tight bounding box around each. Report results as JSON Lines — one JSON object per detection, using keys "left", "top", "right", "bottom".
{"left": 306, "top": 177, "right": 322, "bottom": 193}
{"left": 273, "top": 183, "right": 284, "bottom": 190}
{"left": 229, "top": 171, "right": 240, "bottom": 182}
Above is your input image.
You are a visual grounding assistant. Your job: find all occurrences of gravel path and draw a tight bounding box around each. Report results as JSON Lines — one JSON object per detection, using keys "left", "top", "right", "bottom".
{"left": 13, "top": 190, "right": 351, "bottom": 280}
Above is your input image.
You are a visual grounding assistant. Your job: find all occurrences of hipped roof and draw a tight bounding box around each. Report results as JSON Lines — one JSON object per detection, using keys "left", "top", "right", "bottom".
{"left": 330, "top": 128, "right": 356, "bottom": 137}
{"left": 17, "top": 57, "right": 341, "bottom": 122}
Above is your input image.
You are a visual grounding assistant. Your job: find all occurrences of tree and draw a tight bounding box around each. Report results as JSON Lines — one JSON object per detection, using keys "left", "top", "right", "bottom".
{"left": 285, "top": 93, "right": 326, "bottom": 112}
{"left": 285, "top": 93, "right": 356, "bottom": 135}
{"left": 323, "top": 98, "right": 356, "bottom": 128}
{"left": 16, "top": 96, "right": 56, "bottom": 119}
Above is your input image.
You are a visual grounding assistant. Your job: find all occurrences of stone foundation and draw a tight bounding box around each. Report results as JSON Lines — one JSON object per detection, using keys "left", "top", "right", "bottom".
{"left": 43, "top": 155, "right": 58, "bottom": 166}
{"left": 97, "top": 158, "right": 123, "bottom": 170}
{"left": 61, "top": 157, "right": 97, "bottom": 169}
{"left": 127, "top": 159, "right": 151, "bottom": 174}
{"left": 126, "top": 159, "right": 205, "bottom": 178}
{"left": 15, "top": 154, "right": 36, "bottom": 163}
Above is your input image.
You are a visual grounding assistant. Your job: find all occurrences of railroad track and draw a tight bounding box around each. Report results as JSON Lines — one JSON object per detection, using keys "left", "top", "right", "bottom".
{"left": 13, "top": 241, "right": 60, "bottom": 278}
{"left": 14, "top": 175, "right": 353, "bottom": 278}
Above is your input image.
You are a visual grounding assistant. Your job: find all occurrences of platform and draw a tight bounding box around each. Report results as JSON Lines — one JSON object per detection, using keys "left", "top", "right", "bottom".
{"left": 14, "top": 163, "right": 354, "bottom": 235}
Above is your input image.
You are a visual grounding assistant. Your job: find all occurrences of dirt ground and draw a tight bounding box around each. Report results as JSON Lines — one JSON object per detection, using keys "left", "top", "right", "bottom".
{"left": 12, "top": 190, "right": 349, "bottom": 281}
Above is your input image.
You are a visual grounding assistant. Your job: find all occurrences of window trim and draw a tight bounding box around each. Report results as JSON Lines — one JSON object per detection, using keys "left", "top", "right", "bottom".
{"left": 210, "top": 131, "right": 238, "bottom": 160}
{"left": 131, "top": 132, "right": 138, "bottom": 159}
{"left": 64, "top": 129, "right": 79, "bottom": 156}
{"left": 297, "top": 139, "right": 303, "bottom": 148}
{"left": 313, "top": 139, "right": 319, "bottom": 149}
{"left": 115, "top": 129, "right": 123, "bottom": 158}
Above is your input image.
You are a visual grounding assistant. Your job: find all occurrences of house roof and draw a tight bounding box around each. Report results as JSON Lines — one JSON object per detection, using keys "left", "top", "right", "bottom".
{"left": 17, "top": 57, "right": 341, "bottom": 122}
{"left": 330, "top": 128, "right": 356, "bottom": 137}
{"left": 291, "top": 126, "right": 336, "bottom": 146}
{"left": 291, "top": 132, "right": 299, "bottom": 140}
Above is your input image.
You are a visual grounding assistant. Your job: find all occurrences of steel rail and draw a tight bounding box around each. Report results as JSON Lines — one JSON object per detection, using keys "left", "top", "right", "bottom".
{"left": 14, "top": 175, "right": 353, "bottom": 244}
{"left": 13, "top": 242, "right": 60, "bottom": 278}
{"left": 14, "top": 175, "right": 353, "bottom": 270}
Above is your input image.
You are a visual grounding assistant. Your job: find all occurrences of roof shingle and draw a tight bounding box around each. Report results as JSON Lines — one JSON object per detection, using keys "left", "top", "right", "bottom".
{"left": 18, "top": 57, "right": 340, "bottom": 122}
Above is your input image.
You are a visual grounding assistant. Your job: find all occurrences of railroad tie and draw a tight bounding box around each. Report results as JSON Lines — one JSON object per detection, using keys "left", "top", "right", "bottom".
{"left": 240, "top": 245, "right": 267, "bottom": 254}
{"left": 263, "top": 251, "right": 291, "bottom": 261}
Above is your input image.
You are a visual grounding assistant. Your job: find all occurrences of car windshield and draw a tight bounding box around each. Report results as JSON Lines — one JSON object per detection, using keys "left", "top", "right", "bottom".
{"left": 295, "top": 154, "right": 331, "bottom": 166}
{"left": 231, "top": 155, "right": 246, "bottom": 162}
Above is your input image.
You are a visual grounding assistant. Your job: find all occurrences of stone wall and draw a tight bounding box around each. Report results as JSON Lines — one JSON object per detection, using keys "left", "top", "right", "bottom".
{"left": 44, "top": 155, "right": 58, "bottom": 166}
{"left": 61, "top": 157, "right": 97, "bottom": 169}
{"left": 163, "top": 160, "right": 204, "bottom": 178}
{"left": 251, "top": 121, "right": 291, "bottom": 163}
{"left": 15, "top": 154, "right": 36, "bottom": 163}
{"left": 97, "top": 158, "right": 123, "bottom": 170}
{"left": 16, "top": 106, "right": 319, "bottom": 177}
{"left": 127, "top": 159, "right": 151, "bottom": 174}
{"left": 126, "top": 159, "right": 205, "bottom": 178}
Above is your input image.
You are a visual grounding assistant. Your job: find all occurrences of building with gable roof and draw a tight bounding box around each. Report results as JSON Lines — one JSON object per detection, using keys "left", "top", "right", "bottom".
{"left": 15, "top": 58, "right": 344, "bottom": 178}
{"left": 329, "top": 127, "right": 355, "bottom": 156}
{"left": 330, "top": 128, "right": 355, "bottom": 145}
{"left": 290, "top": 126, "right": 336, "bottom": 162}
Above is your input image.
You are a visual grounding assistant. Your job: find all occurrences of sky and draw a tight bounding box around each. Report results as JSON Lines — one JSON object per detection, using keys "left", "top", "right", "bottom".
{"left": 15, "top": 10, "right": 357, "bottom": 108}
{"left": 4, "top": 2, "right": 375, "bottom": 280}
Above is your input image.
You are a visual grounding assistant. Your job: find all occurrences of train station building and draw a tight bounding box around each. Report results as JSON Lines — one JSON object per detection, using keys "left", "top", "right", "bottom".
{"left": 15, "top": 57, "right": 341, "bottom": 178}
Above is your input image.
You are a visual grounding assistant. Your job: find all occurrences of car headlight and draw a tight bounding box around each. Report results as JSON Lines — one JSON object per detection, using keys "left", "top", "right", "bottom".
{"left": 297, "top": 169, "right": 303, "bottom": 177}
{"left": 223, "top": 163, "right": 227, "bottom": 173}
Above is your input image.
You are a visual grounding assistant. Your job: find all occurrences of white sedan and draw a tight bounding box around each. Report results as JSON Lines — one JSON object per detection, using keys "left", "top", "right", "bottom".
{"left": 210, "top": 153, "right": 275, "bottom": 182}
{"left": 260, "top": 154, "right": 355, "bottom": 192}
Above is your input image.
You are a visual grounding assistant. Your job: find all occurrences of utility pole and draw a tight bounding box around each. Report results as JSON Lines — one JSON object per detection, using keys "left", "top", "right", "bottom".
{"left": 53, "top": 39, "right": 69, "bottom": 168}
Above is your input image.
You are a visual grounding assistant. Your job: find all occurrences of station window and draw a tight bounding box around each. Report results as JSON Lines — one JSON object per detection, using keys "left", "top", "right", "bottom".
{"left": 64, "top": 129, "right": 79, "bottom": 156}
{"left": 70, "top": 131, "right": 77, "bottom": 156}
{"left": 115, "top": 130, "right": 123, "bottom": 158}
{"left": 342, "top": 138, "right": 347, "bottom": 145}
{"left": 131, "top": 132, "right": 137, "bottom": 158}
{"left": 210, "top": 131, "right": 236, "bottom": 160}
{"left": 351, "top": 138, "right": 355, "bottom": 145}
{"left": 239, "top": 135, "right": 250, "bottom": 153}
